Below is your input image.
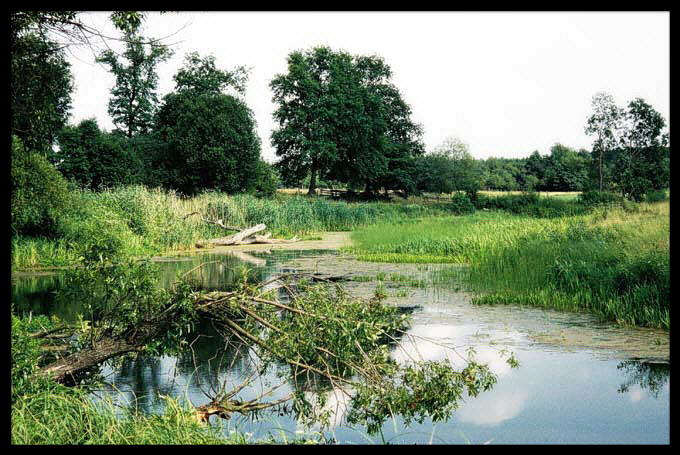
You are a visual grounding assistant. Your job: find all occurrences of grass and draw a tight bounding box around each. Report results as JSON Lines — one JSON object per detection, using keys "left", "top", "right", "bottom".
{"left": 12, "top": 185, "right": 452, "bottom": 270}
{"left": 350, "top": 202, "right": 669, "bottom": 329}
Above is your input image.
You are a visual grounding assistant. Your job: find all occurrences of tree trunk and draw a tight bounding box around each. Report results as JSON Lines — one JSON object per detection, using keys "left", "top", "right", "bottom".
{"left": 207, "top": 224, "right": 267, "bottom": 246}
{"left": 308, "top": 161, "right": 318, "bottom": 196}
{"left": 39, "top": 338, "right": 141, "bottom": 384}
{"left": 599, "top": 150, "right": 603, "bottom": 191}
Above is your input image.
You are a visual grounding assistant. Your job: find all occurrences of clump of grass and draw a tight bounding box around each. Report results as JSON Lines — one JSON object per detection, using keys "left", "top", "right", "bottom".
{"left": 11, "top": 390, "right": 239, "bottom": 445}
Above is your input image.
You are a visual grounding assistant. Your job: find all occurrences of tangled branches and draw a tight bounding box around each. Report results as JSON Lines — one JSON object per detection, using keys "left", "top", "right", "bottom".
{"left": 32, "top": 258, "right": 518, "bottom": 434}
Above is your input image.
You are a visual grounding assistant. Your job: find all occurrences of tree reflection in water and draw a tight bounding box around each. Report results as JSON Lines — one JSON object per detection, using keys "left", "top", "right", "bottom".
{"left": 617, "top": 360, "right": 670, "bottom": 398}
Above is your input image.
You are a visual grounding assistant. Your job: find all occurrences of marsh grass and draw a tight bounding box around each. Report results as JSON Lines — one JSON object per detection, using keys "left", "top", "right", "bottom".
{"left": 11, "top": 390, "right": 237, "bottom": 444}
{"left": 12, "top": 185, "right": 449, "bottom": 269}
{"left": 350, "top": 202, "right": 669, "bottom": 329}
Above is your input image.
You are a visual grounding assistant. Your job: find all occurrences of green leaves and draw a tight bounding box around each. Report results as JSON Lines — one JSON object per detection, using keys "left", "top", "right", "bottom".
{"left": 271, "top": 46, "right": 423, "bottom": 194}
{"left": 347, "top": 359, "right": 499, "bottom": 434}
{"left": 96, "top": 30, "right": 173, "bottom": 138}
{"left": 11, "top": 33, "right": 73, "bottom": 154}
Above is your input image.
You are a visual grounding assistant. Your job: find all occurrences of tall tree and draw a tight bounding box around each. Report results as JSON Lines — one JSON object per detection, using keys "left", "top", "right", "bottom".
{"left": 585, "top": 92, "right": 623, "bottom": 191}
{"left": 97, "top": 30, "right": 173, "bottom": 137}
{"left": 271, "top": 46, "right": 423, "bottom": 196}
{"left": 154, "top": 53, "right": 261, "bottom": 195}
{"left": 614, "top": 98, "right": 668, "bottom": 201}
{"left": 11, "top": 33, "right": 73, "bottom": 154}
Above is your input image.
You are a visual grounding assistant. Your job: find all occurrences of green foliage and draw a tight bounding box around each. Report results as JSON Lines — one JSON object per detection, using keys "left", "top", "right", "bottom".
{"left": 96, "top": 30, "right": 173, "bottom": 138}
{"left": 644, "top": 189, "right": 667, "bottom": 203}
{"left": 449, "top": 193, "right": 475, "bottom": 215}
{"left": 11, "top": 314, "right": 68, "bottom": 403}
{"left": 578, "top": 190, "right": 623, "bottom": 206}
{"left": 251, "top": 160, "right": 281, "bottom": 198}
{"left": 347, "top": 360, "right": 497, "bottom": 434}
{"left": 268, "top": 284, "right": 408, "bottom": 375}
{"left": 585, "top": 92, "right": 624, "bottom": 191}
{"left": 585, "top": 94, "right": 669, "bottom": 201}
{"left": 109, "top": 11, "right": 145, "bottom": 33}
{"left": 56, "top": 119, "right": 145, "bottom": 189}
{"left": 11, "top": 136, "right": 73, "bottom": 236}
{"left": 271, "top": 46, "right": 423, "bottom": 195}
{"left": 173, "top": 52, "right": 249, "bottom": 96}
{"left": 542, "top": 144, "right": 591, "bottom": 192}
{"left": 475, "top": 192, "right": 588, "bottom": 218}
{"left": 155, "top": 54, "right": 261, "bottom": 195}
{"left": 56, "top": 258, "right": 199, "bottom": 355}
{"left": 11, "top": 33, "right": 73, "bottom": 154}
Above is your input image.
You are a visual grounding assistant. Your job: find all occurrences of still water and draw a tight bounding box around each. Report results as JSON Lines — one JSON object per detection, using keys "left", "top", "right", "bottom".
{"left": 12, "top": 249, "right": 670, "bottom": 444}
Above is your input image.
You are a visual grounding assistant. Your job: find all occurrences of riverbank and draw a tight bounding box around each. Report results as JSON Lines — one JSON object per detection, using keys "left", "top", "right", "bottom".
{"left": 348, "top": 201, "right": 670, "bottom": 329}
{"left": 11, "top": 185, "right": 446, "bottom": 270}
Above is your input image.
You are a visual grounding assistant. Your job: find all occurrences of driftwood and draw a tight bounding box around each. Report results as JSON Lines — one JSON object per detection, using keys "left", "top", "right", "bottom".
{"left": 39, "top": 338, "right": 142, "bottom": 384}
{"left": 195, "top": 223, "right": 300, "bottom": 248}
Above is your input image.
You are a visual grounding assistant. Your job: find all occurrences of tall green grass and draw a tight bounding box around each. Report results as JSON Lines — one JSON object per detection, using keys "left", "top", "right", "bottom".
{"left": 11, "top": 390, "right": 239, "bottom": 445}
{"left": 350, "top": 202, "right": 670, "bottom": 329}
{"left": 12, "top": 185, "right": 449, "bottom": 269}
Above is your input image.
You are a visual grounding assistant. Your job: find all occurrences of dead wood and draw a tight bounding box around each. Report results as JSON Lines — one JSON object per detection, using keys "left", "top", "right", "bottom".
{"left": 195, "top": 224, "right": 300, "bottom": 248}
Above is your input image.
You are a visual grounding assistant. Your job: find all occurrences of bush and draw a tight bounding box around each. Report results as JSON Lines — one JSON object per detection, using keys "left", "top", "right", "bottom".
{"left": 449, "top": 193, "right": 475, "bottom": 215}
{"left": 251, "top": 160, "right": 281, "bottom": 198}
{"left": 474, "top": 192, "right": 587, "bottom": 218}
{"left": 578, "top": 190, "right": 623, "bottom": 206}
{"left": 11, "top": 136, "right": 72, "bottom": 236}
{"left": 644, "top": 189, "right": 667, "bottom": 203}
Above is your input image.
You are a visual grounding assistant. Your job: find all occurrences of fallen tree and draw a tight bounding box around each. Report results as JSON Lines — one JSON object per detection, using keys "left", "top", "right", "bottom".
{"left": 27, "top": 258, "right": 516, "bottom": 433}
{"left": 193, "top": 222, "right": 299, "bottom": 248}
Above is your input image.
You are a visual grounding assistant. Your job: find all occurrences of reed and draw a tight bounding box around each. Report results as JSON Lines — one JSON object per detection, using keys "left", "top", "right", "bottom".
{"left": 12, "top": 185, "right": 449, "bottom": 269}
{"left": 350, "top": 202, "right": 670, "bottom": 329}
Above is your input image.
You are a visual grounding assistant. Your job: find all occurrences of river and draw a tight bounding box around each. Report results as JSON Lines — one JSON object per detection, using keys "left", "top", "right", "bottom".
{"left": 11, "top": 246, "right": 670, "bottom": 444}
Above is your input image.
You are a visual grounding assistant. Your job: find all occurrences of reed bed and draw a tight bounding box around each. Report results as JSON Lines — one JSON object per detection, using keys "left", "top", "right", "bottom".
{"left": 350, "top": 202, "right": 670, "bottom": 329}
{"left": 12, "top": 185, "right": 448, "bottom": 269}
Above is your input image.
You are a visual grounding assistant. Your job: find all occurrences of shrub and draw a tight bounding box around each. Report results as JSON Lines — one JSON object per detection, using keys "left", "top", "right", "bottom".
{"left": 644, "top": 189, "right": 667, "bottom": 203}
{"left": 11, "top": 136, "right": 72, "bottom": 236}
{"left": 251, "top": 160, "right": 281, "bottom": 198}
{"left": 578, "top": 190, "right": 623, "bottom": 206}
{"left": 449, "top": 193, "right": 475, "bottom": 215}
{"left": 474, "top": 192, "right": 587, "bottom": 218}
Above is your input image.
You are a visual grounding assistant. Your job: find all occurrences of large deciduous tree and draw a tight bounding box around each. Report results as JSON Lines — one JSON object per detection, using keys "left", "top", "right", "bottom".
{"left": 154, "top": 53, "right": 261, "bottom": 195}
{"left": 97, "top": 30, "right": 173, "bottom": 138}
{"left": 271, "top": 46, "right": 423, "bottom": 196}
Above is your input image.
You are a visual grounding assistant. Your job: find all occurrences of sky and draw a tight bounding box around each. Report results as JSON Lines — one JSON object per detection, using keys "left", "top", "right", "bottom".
{"left": 65, "top": 11, "right": 670, "bottom": 162}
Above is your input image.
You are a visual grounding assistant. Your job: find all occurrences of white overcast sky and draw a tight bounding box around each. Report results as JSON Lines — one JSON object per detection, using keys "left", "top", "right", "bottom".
{"left": 66, "top": 11, "right": 670, "bottom": 161}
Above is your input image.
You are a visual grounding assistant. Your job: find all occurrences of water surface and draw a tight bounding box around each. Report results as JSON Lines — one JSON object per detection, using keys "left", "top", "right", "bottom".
{"left": 11, "top": 249, "right": 670, "bottom": 444}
